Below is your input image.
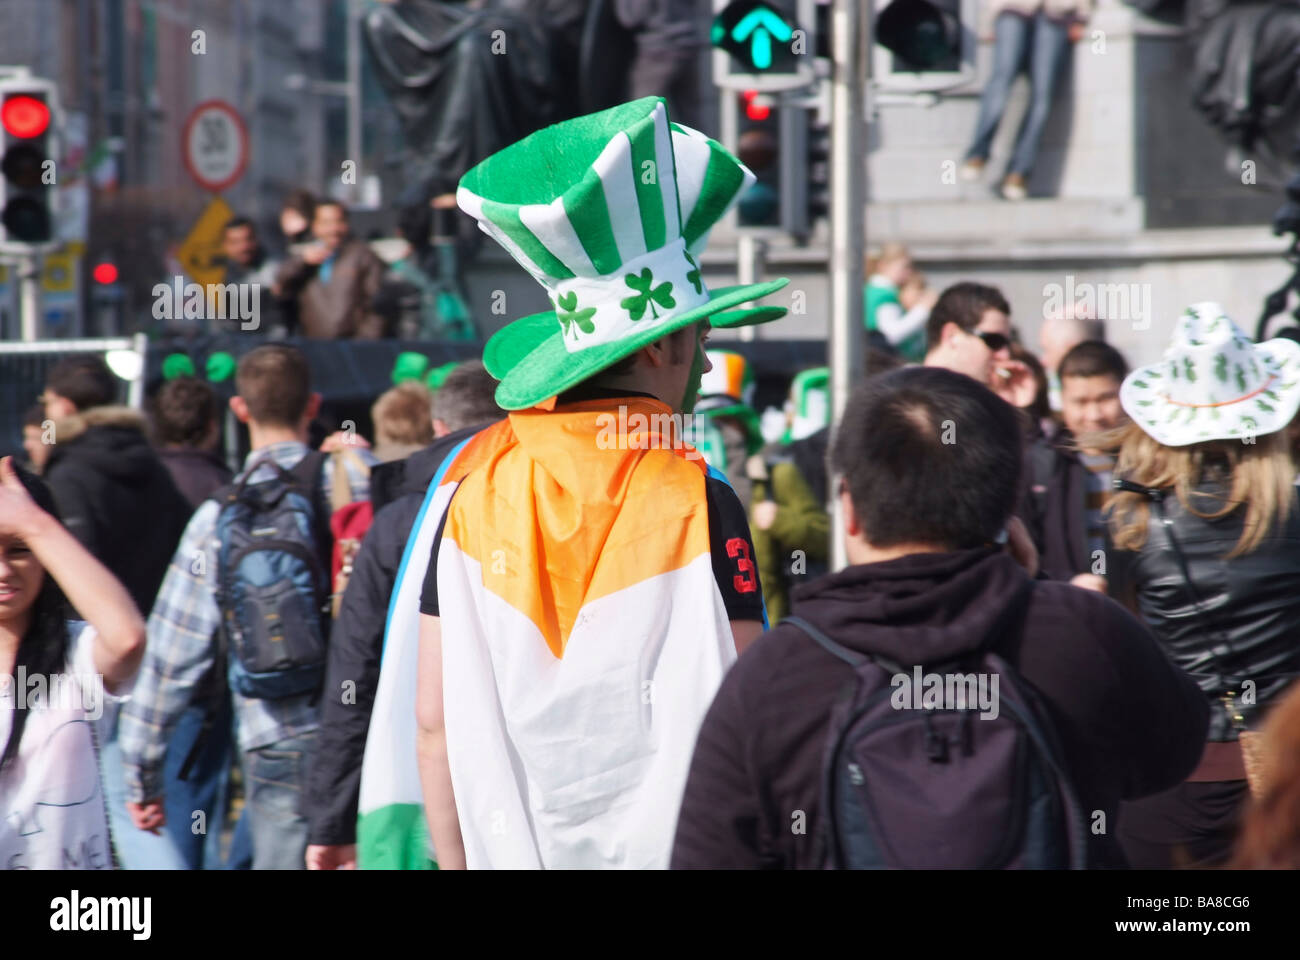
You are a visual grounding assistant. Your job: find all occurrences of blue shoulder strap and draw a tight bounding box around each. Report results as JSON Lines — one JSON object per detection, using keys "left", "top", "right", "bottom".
{"left": 381, "top": 436, "right": 473, "bottom": 660}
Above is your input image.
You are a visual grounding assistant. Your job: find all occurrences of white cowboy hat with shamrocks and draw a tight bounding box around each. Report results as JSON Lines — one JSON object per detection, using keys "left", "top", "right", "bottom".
{"left": 1120, "top": 302, "right": 1300, "bottom": 446}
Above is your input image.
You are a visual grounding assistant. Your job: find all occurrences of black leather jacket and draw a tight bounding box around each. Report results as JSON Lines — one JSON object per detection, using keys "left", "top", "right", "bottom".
{"left": 1110, "top": 477, "right": 1300, "bottom": 741}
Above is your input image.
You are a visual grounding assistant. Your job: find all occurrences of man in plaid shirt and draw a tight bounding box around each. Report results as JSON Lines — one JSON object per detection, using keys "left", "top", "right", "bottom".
{"left": 119, "top": 345, "right": 374, "bottom": 869}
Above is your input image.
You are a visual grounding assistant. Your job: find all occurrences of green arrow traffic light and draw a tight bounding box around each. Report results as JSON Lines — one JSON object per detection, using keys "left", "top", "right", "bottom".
{"left": 733, "top": 8, "right": 793, "bottom": 70}
{"left": 712, "top": 1, "right": 798, "bottom": 74}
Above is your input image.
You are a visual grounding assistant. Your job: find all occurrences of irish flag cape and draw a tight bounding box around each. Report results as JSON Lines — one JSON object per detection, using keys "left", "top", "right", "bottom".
{"left": 357, "top": 399, "right": 740, "bottom": 869}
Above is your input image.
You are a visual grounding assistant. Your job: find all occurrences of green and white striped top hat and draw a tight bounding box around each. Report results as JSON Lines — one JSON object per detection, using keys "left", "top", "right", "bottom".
{"left": 1120, "top": 302, "right": 1300, "bottom": 446}
{"left": 463, "top": 96, "right": 788, "bottom": 410}
{"left": 785, "top": 366, "right": 830, "bottom": 442}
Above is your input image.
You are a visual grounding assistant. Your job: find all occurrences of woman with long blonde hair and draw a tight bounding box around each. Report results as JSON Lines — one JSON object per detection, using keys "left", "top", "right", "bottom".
{"left": 1103, "top": 303, "right": 1300, "bottom": 869}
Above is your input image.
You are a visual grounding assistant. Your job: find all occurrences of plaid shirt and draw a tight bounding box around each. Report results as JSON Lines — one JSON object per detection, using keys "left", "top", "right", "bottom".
{"left": 119, "top": 441, "right": 373, "bottom": 803}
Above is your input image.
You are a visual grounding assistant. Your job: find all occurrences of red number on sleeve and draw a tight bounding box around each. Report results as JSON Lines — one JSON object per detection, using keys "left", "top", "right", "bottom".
{"left": 726, "top": 537, "right": 758, "bottom": 594}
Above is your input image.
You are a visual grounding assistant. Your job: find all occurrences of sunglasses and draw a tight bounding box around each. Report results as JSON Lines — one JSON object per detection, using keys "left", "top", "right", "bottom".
{"left": 969, "top": 330, "right": 1011, "bottom": 353}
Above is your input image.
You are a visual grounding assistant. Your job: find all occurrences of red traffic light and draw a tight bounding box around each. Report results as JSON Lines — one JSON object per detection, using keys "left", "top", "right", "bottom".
{"left": 2, "top": 95, "right": 50, "bottom": 139}
{"left": 92, "top": 262, "right": 119, "bottom": 285}
{"left": 742, "top": 90, "right": 771, "bottom": 122}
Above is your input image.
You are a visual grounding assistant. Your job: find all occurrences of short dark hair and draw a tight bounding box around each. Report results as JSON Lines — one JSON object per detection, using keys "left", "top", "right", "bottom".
{"left": 45, "top": 355, "right": 116, "bottom": 411}
{"left": 1058, "top": 340, "right": 1129, "bottom": 383}
{"left": 830, "top": 366, "right": 1023, "bottom": 550}
{"left": 925, "top": 282, "right": 1012, "bottom": 352}
{"left": 434, "top": 360, "right": 502, "bottom": 432}
{"left": 235, "top": 345, "right": 312, "bottom": 428}
{"left": 223, "top": 216, "right": 254, "bottom": 234}
{"left": 314, "top": 199, "right": 347, "bottom": 220}
{"left": 152, "top": 377, "right": 219, "bottom": 448}
{"left": 282, "top": 189, "right": 316, "bottom": 217}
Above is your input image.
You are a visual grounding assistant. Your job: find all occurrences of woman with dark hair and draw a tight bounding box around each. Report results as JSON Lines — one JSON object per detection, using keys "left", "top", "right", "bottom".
{"left": 1105, "top": 304, "right": 1300, "bottom": 868}
{"left": 0, "top": 456, "right": 145, "bottom": 869}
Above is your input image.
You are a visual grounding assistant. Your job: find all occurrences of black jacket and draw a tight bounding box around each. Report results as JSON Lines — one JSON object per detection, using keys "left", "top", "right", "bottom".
{"left": 1025, "top": 429, "right": 1095, "bottom": 581}
{"left": 157, "top": 447, "right": 234, "bottom": 510}
{"left": 1108, "top": 475, "right": 1300, "bottom": 741}
{"left": 43, "top": 406, "right": 192, "bottom": 617}
{"left": 305, "top": 423, "right": 493, "bottom": 846}
{"left": 672, "top": 548, "right": 1208, "bottom": 869}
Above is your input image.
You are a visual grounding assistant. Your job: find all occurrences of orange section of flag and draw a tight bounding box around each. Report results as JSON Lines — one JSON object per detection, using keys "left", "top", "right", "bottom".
{"left": 443, "top": 397, "right": 713, "bottom": 658}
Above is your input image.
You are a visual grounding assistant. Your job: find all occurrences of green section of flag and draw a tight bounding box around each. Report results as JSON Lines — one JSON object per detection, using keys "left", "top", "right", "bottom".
{"left": 358, "top": 803, "right": 437, "bottom": 870}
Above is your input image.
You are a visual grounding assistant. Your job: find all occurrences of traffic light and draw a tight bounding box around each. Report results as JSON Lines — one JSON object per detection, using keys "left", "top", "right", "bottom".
{"left": 733, "top": 90, "right": 810, "bottom": 239}
{"left": 806, "top": 109, "right": 831, "bottom": 225}
{"left": 871, "top": 0, "right": 973, "bottom": 93}
{"left": 712, "top": 0, "right": 815, "bottom": 93}
{"left": 0, "top": 76, "right": 59, "bottom": 251}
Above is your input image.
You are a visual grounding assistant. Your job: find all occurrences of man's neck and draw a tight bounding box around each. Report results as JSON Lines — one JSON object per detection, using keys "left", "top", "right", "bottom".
{"left": 847, "top": 538, "right": 948, "bottom": 566}
{"left": 247, "top": 424, "right": 306, "bottom": 451}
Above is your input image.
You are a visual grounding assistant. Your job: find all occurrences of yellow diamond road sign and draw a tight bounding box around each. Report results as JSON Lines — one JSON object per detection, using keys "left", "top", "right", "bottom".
{"left": 177, "top": 196, "right": 234, "bottom": 288}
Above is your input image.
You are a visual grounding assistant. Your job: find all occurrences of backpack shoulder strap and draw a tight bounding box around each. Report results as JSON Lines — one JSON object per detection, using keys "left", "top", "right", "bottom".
{"left": 783, "top": 616, "right": 872, "bottom": 669}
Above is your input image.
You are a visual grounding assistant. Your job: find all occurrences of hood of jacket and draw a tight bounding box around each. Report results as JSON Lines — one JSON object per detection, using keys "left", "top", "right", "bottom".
{"left": 45, "top": 405, "right": 161, "bottom": 482}
{"left": 789, "top": 547, "right": 1033, "bottom": 665}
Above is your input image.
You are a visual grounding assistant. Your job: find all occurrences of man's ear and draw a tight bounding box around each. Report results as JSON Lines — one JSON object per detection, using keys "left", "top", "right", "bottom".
{"left": 229, "top": 395, "right": 250, "bottom": 424}
{"left": 942, "top": 321, "right": 963, "bottom": 350}
{"left": 641, "top": 340, "right": 667, "bottom": 369}
{"left": 305, "top": 392, "right": 322, "bottom": 421}
{"left": 840, "top": 486, "right": 862, "bottom": 538}
{"left": 432, "top": 418, "right": 451, "bottom": 439}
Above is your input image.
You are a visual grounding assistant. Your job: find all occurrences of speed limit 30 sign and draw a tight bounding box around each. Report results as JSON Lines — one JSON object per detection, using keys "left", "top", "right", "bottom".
{"left": 182, "top": 100, "right": 248, "bottom": 192}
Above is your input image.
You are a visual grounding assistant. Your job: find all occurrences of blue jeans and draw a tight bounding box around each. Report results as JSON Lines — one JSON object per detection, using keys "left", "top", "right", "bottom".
{"left": 242, "top": 730, "right": 316, "bottom": 869}
{"left": 99, "top": 712, "right": 188, "bottom": 870}
{"left": 965, "top": 11, "right": 1072, "bottom": 178}
{"left": 163, "top": 696, "right": 252, "bottom": 869}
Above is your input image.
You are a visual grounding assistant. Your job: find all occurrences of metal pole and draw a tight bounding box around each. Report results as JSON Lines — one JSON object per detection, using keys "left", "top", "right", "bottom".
{"left": 127, "top": 331, "right": 148, "bottom": 409}
{"left": 19, "top": 253, "right": 43, "bottom": 341}
{"left": 735, "top": 234, "right": 767, "bottom": 343}
{"left": 828, "top": 0, "right": 866, "bottom": 572}
{"left": 347, "top": 0, "right": 363, "bottom": 204}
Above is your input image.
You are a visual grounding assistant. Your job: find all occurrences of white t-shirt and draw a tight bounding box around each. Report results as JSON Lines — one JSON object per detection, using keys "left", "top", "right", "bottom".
{"left": 0, "top": 622, "right": 135, "bottom": 870}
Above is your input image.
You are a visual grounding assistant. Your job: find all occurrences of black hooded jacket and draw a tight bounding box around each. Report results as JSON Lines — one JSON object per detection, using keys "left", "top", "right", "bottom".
{"left": 305, "top": 422, "right": 495, "bottom": 847}
{"left": 42, "top": 406, "right": 192, "bottom": 616}
{"left": 672, "top": 547, "right": 1209, "bottom": 869}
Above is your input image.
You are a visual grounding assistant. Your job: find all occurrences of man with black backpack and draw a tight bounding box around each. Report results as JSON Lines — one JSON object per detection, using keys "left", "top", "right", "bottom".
{"left": 119, "top": 345, "right": 374, "bottom": 869}
{"left": 671, "top": 366, "right": 1209, "bottom": 870}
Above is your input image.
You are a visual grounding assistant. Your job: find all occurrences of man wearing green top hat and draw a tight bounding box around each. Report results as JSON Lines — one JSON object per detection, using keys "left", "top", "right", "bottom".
{"left": 367, "top": 97, "right": 791, "bottom": 869}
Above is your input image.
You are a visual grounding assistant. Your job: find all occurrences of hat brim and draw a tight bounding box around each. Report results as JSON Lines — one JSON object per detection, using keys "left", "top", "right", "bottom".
{"left": 486, "top": 279, "right": 788, "bottom": 409}
{"left": 1120, "top": 337, "right": 1300, "bottom": 446}
{"left": 483, "top": 285, "right": 787, "bottom": 381}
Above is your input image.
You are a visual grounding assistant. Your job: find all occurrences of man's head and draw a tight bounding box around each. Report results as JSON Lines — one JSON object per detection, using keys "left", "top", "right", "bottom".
{"left": 152, "top": 377, "right": 221, "bottom": 451}
{"left": 433, "top": 360, "right": 502, "bottom": 435}
{"left": 230, "top": 345, "right": 319, "bottom": 437}
{"left": 1058, "top": 340, "right": 1129, "bottom": 443}
{"left": 43, "top": 355, "right": 117, "bottom": 419}
{"left": 923, "top": 282, "right": 1013, "bottom": 388}
{"left": 830, "top": 366, "right": 1023, "bottom": 560}
{"left": 221, "top": 216, "right": 259, "bottom": 268}
{"left": 371, "top": 382, "right": 435, "bottom": 460}
{"left": 1039, "top": 311, "right": 1105, "bottom": 375}
{"left": 311, "top": 201, "right": 350, "bottom": 253}
{"left": 581, "top": 321, "right": 712, "bottom": 413}
{"left": 21, "top": 405, "right": 48, "bottom": 473}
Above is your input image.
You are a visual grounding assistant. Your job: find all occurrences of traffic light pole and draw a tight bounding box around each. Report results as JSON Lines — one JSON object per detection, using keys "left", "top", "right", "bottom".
{"left": 18, "top": 252, "right": 42, "bottom": 341}
{"left": 828, "top": 0, "right": 865, "bottom": 573}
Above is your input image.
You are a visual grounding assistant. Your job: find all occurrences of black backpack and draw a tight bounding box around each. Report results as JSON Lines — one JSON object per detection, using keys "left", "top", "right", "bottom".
{"left": 784, "top": 586, "right": 1088, "bottom": 869}
{"left": 212, "top": 451, "right": 332, "bottom": 701}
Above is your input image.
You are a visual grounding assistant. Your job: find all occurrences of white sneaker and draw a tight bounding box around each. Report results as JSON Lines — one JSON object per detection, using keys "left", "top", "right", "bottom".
{"left": 1000, "top": 174, "right": 1028, "bottom": 201}
{"left": 959, "top": 158, "right": 984, "bottom": 182}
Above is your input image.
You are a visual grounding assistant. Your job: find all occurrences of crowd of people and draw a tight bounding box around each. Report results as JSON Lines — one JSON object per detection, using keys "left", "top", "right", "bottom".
{"left": 172, "top": 189, "right": 478, "bottom": 343}
{"left": 5, "top": 95, "right": 1300, "bottom": 872}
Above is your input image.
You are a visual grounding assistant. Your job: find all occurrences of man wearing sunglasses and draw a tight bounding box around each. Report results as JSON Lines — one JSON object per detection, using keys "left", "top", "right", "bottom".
{"left": 923, "top": 282, "right": 1036, "bottom": 409}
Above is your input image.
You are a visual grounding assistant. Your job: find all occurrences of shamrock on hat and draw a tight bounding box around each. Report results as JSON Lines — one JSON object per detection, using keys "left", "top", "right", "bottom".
{"left": 462, "top": 97, "right": 789, "bottom": 410}
{"left": 1120, "top": 302, "right": 1300, "bottom": 446}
